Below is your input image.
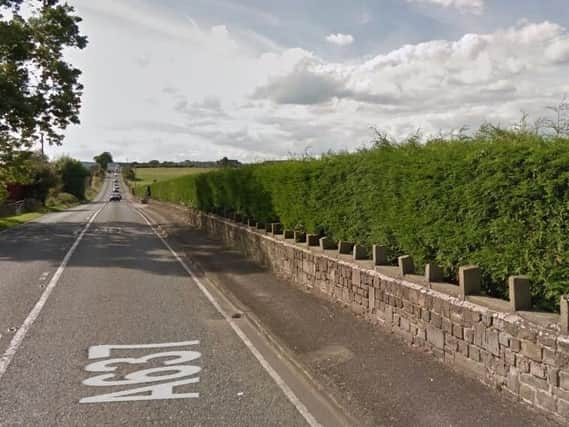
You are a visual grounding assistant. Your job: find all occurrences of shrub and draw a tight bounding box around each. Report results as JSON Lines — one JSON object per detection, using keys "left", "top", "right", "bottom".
{"left": 54, "top": 157, "right": 89, "bottom": 199}
{"left": 148, "top": 131, "right": 569, "bottom": 310}
{"left": 46, "top": 192, "right": 79, "bottom": 208}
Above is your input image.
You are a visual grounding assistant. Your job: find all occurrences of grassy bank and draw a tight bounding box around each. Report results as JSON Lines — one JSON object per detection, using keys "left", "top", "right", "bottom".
{"left": 86, "top": 174, "right": 104, "bottom": 200}
{"left": 128, "top": 167, "right": 214, "bottom": 196}
{"left": 0, "top": 211, "right": 47, "bottom": 230}
{"left": 145, "top": 130, "right": 569, "bottom": 310}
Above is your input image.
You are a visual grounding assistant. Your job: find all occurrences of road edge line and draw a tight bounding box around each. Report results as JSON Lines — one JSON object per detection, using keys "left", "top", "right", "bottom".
{"left": 135, "top": 208, "right": 322, "bottom": 427}
{"left": 0, "top": 205, "right": 105, "bottom": 381}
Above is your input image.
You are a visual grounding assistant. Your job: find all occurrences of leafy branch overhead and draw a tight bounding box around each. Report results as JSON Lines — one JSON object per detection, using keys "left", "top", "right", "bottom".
{"left": 0, "top": 0, "right": 87, "bottom": 160}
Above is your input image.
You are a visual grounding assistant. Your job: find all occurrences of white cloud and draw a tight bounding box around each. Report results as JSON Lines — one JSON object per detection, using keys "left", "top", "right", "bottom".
{"left": 407, "top": 0, "right": 485, "bottom": 15}
{"left": 325, "top": 33, "right": 354, "bottom": 46}
{"left": 49, "top": 0, "right": 569, "bottom": 163}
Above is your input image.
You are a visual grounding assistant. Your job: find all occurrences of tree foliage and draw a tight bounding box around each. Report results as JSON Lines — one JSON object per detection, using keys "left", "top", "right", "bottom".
{"left": 0, "top": 0, "right": 87, "bottom": 182}
{"left": 94, "top": 151, "right": 113, "bottom": 172}
{"left": 53, "top": 156, "right": 88, "bottom": 199}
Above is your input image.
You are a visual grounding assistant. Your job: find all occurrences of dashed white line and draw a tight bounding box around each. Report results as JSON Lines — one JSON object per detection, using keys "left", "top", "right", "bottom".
{"left": 136, "top": 208, "right": 322, "bottom": 427}
{"left": 0, "top": 207, "right": 104, "bottom": 382}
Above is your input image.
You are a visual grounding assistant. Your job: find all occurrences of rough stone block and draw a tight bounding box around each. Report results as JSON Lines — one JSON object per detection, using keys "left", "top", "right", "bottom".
{"left": 469, "top": 345, "right": 481, "bottom": 362}
{"left": 427, "top": 325, "right": 445, "bottom": 349}
{"left": 452, "top": 324, "right": 464, "bottom": 339}
{"left": 338, "top": 241, "right": 354, "bottom": 254}
{"left": 369, "top": 287, "right": 375, "bottom": 311}
{"left": 499, "top": 332, "right": 511, "bottom": 347}
{"left": 459, "top": 265, "right": 481, "bottom": 298}
{"left": 509, "top": 275, "right": 532, "bottom": 311}
{"left": 504, "top": 348, "right": 516, "bottom": 366}
{"left": 398, "top": 255, "right": 415, "bottom": 275}
{"left": 506, "top": 368, "right": 520, "bottom": 394}
{"left": 372, "top": 245, "right": 387, "bottom": 266}
{"left": 474, "top": 323, "right": 485, "bottom": 347}
{"left": 562, "top": 295, "right": 569, "bottom": 335}
{"left": 548, "top": 368, "right": 560, "bottom": 387}
{"left": 431, "top": 313, "right": 442, "bottom": 329}
{"left": 521, "top": 341, "right": 543, "bottom": 362}
{"left": 520, "top": 373, "right": 549, "bottom": 391}
{"left": 561, "top": 370, "right": 569, "bottom": 391}
{"left": 535, "top": 390, "right": 557, "bottom": 412}
{"left": 458, "top": 340, "right": 469, "bottom": 357}
{"left": 520, "top": 383, "right": 536, "bottom": 404}
{"left": 516, "top": 355, "right": 531, "bottom": 373}
{"left": 400, "top": 317, "right": 410, "bottom": 332}
{"left": 442, "top": 317, "right": 452, "bottom": 334}
{"left": 306, "top": 234, "right": 320, "bottom": 246}
{"left": 319, "top": 236, "right": 337, "bottom": 250}
{"left": 353, "top": 245, "right": 368, "bottom": 260}
{"left": 530, "top": 362, "right": 546, "bottom": 379}
{"left": 485, "top": 329, "right": 500, "bottom": 356}
{"left": 425, "top": 263, "right": 443, "bottom": 282}
{"left": 464, "top": 328, "right": 474, "bottom": 344}
{"left": 559, "top": 398, "right": 569, "bottom": 419}
{"left": 271, "top": 223, "right": 283, "bottom": 235}
{"left": 294, "top": 231, "right": 306, "bottom": 243}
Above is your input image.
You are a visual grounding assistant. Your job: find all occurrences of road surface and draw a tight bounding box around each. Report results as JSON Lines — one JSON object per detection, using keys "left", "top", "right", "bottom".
{"left": 0, "top": 176, "right": 346, "bottom": 426}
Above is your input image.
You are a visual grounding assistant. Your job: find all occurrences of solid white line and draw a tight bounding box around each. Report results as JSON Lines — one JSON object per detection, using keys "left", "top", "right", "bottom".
{"left": 136, "top": 209, "right": 321, "bottom": 427}
{"left": 0, "top": 206, "right": 104, "bottom": 382}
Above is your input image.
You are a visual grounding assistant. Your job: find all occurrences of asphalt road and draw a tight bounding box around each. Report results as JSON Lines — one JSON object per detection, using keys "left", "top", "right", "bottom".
{"left": 0, "top": 176, "right": 344, "bottom": 426}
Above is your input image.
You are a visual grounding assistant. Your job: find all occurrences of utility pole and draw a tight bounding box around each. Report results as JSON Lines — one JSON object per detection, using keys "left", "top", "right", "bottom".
{"left": 40, "top": 133, "right": 44, "bottom": 157}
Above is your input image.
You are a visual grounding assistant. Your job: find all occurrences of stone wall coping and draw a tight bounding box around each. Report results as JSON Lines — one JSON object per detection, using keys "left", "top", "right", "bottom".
{"left": 202, "top": 210, "right": 564, "bottom": 337}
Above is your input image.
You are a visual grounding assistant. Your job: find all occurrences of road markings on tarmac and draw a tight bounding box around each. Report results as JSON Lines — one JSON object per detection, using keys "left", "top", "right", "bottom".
{"left": 136, "top": 209, "right": 322, "bottom": 427}
{"left": 80, "top": 340, "right": 201, "bottom": 403}
{"left": 0, "top": 206, "right": 104, "bottom": 382}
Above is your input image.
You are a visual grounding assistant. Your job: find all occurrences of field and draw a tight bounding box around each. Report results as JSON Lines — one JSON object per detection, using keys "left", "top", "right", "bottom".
{"left": 129, "top": 167, "right": 214, "bottom": 194}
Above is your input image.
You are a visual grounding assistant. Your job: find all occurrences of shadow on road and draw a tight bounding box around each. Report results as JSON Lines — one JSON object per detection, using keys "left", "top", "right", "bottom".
{"left": 0, "top": 218, "right": 263, "bottom": 279}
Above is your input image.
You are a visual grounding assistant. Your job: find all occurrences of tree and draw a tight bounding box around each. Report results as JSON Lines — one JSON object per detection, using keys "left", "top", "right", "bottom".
{"left": 54, "top": 156, "right": 89, "bottom": 199}
{"left": 22, "top": 151, "right": 58, "bottom": 203}
{"left": 543, "top": 97, "right": 569, "bottom": 136}
{"left": 217, "top": 157, "right": 229, "bottom": 167}
{"left": 0, "top": 0, "right": 87, "bottom": 183}
{"left": 94, "top": 151, "right": 113, "bottom": 172}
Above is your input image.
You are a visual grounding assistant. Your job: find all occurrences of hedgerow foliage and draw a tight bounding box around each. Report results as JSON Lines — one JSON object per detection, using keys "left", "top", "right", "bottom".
{"left": 148, "top": 129, "right": 569, "bottom": 310}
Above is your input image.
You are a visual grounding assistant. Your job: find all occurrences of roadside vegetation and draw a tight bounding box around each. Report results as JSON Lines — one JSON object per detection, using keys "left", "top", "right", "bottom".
{"left": 125, "top": 167, "right": 215, "bottom": 197}
{"left": 0, "top": 1, "right": 89, "bottom": 228}
{"left": 145, "top": 121, "right": 569, "bottom": 311}
{"left": 0, "top": 151, "right": 105, "bottom": 230}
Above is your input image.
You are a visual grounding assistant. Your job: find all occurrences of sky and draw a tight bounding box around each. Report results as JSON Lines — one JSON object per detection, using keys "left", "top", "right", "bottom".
{"left": 46, "top": 0, "right": 569, "bottom": 163}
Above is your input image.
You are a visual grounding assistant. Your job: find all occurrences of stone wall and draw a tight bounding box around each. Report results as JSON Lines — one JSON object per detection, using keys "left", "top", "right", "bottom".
{"left": 186, "top": 207, "right": 569, "bottom": 423}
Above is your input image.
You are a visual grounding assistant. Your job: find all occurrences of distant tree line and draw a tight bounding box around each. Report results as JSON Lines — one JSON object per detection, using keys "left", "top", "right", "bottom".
{"left": 126, "top": 158, "right": 241, "bottom": 168}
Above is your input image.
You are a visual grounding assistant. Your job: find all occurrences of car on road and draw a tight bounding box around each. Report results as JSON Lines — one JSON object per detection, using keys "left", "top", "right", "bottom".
{"left": 109, "top": 192, "right": 122, "bottom": 201}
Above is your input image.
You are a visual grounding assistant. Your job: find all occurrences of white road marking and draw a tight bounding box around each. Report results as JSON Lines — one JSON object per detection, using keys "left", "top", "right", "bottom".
{"left": 88, "top": 340, "right": 200, "bottom": 359}
{"left": 136, "top": 209, "right": 322, "bottom": 427}
{"left": 0, "top": 206, "right": 104, "bottom": 382}
{"left": 81, "top": 341, "right": 201, "bottom": 403}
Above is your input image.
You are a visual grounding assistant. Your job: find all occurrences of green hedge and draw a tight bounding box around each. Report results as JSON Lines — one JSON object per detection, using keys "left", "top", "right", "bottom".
{"left": 149, "top": 131, "right": 569, "bottom": 310}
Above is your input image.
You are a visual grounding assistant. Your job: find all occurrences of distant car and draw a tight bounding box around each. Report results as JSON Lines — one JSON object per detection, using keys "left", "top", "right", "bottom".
{"left": 109, "top": 192, "right": 122, "bottom": 201}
